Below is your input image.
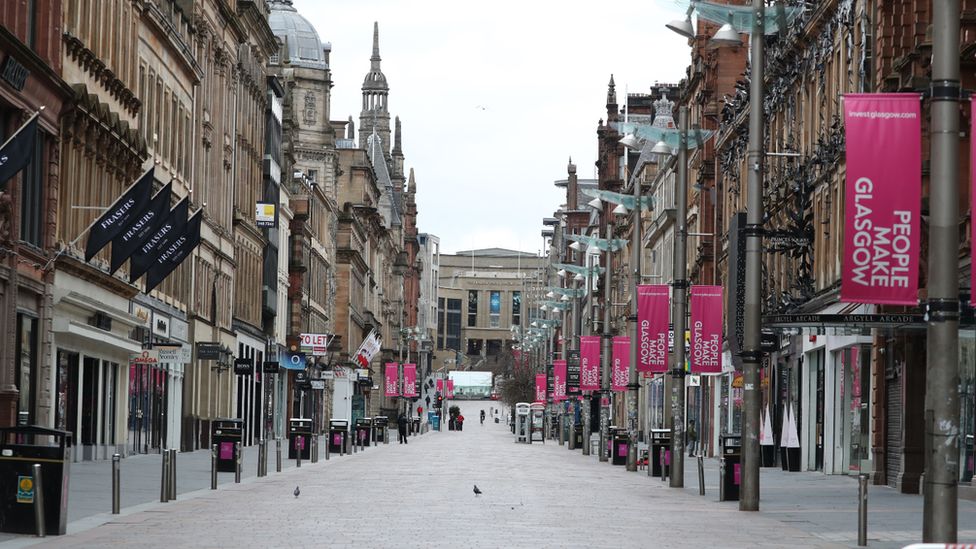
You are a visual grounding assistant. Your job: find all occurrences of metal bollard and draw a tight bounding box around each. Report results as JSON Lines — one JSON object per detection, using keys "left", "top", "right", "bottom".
{"left": 169, "top": 449, "right": 177, "bottom": 501}
{"left": 353, "top": 433, "right": 358, "bottom": 453}
{"left": 257, "top": 439, "right": 266, "bottom": 477}
{"left": 698, "top": 455, "right": 705, "bottom": 496}
{"left": 296, "top": 436, "right": 303, "bottom": 468}
{"left": 160, "top": 450, "right": 170, "bottom": 502}
{"left": 325, "top": 433, "right": 331, "bottom": 460}
{"left": 311, "top": 434, "right": 318, "bottom": 464}
{"left": 340, "top": 432, "right": 345, "bottom": 456}
{"left": 112, "top": 453, "right": 121, "bottom": 514}
{"left": 858, "top": 474, "right": 868, "bottom": 546}
{"left": 385, "top": 427, "right": 390, "bottom": 444}
{"left": 276, "top": 438, "right": 282, "bottom": 473}
{"left": 211, "top": 444, "right": 218, "bottom": 490}
{"left": 32, "top": 463, "right": 45, "bottom": 537}
{"left": 234, "top": 442, "right": 242, "bottom": 484}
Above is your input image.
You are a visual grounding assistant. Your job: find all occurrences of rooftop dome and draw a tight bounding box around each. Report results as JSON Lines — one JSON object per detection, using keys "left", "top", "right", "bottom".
{"left": 268, "top": 1, "right": 328, "bottom": 69}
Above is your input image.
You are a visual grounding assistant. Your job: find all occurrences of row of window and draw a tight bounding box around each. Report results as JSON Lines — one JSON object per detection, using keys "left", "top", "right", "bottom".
{"left": 466, "top": 290, "right": 521, "bottom": 329}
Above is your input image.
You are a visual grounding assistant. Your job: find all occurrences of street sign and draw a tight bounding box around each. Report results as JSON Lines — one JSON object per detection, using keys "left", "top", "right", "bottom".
{"left": 234, "top": 357, "right": 253, "bottom": 376}
{"left": 196, "top": 342, "right": 222, "bottom": 360}
{"left": 156, "top": 344, "right": 191, "bottom": 363}
{"left": 281, "top": 352, "right": 306, "bottom": 370}
{"left": 130, "top": 350, "right": 159, "bottom": 366}
{"left": 310, "top": 380, "right": 325, "bottom": 390}
{"left": 255, "top": 202, "right": 276, "bottom": 228}
{"left": 300, "top": 333, "right": 333, "bottom": 356}
{"left": 320, "top": 370, "right": 334, "bottom": 380}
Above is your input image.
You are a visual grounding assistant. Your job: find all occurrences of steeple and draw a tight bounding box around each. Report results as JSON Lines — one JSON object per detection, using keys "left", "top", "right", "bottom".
{"left": 394, "top": 116, "right": 402, "bottom": 155}
{"left": 607, "top": 74, "right": 619, "bottom": 123}
{"left": 360, "top": 21, "right": 391, "bottom": 160}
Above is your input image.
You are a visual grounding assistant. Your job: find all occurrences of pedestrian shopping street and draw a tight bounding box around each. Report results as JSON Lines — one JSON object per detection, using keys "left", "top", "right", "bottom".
{"left": 0, "top": 401, "right": 972, "bottom": 549}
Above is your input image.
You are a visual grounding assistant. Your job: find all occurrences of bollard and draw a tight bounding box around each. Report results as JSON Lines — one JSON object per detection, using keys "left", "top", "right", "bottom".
{"left": 257, "top": 439, "right": 266, "bottom": 477}
{"left": 169, "top": 449, "right": 177, "bottom": 501}
{"left": 296, "top": 436, "right": 303, "bottom": 468}
{"left": 340, "top": 432, "right": 345, "bottom": 456}
{"left": 112, "top": 453, "right": 121, "bottom": 514}
{"left": 160, "top": 450, "right": 170, "bottom": 502}
{"left": 385, "top": 427, "right": 390, "bottom": 445}
{"left": 858, "top": 474, "right": 868, "bottom": 546}
{"left": 325, "top": 433, "right": 331, "bottom": 461}
{"left": 32, "top": 463, "right": 45, "bottom": 537}
{"left": 234, "top": 442, "right": 242, "bottom": 484}
{"left": 276, "top": 438, "right": 282, "bottom": 473}
{"left": 698, "top": 455, "right": 705, "bottom": 496}
{"left": 311, "top": 434, "right": 318, "bottom": 464}
{"left": 211, "top": 444, "right": 218, "bottom": 490}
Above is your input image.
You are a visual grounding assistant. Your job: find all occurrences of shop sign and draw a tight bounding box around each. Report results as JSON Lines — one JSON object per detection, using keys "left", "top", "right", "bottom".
{"left": 234, "top": 357, "right": 253, "bottom": 376}
{"left": 130, "top": 350, "right": 160, "bottom": 365}
{"left": 156, "top": 345, "right": 190, "bottom": 363}
{"left": 196, "top": 342, "right": 222, "bottom": 360}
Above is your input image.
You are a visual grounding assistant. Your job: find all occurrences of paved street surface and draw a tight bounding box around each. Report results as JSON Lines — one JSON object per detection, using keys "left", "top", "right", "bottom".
{"left": 1, "top": 401, "right": 974, "bottom": 548}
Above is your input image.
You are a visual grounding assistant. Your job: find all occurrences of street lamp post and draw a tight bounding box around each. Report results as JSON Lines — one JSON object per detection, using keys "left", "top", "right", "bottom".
{"left": 626, "top": 146, "right": 643, "bottom": 473}
{"left": 670, "top": 106, "right": 689, "bottom": 488}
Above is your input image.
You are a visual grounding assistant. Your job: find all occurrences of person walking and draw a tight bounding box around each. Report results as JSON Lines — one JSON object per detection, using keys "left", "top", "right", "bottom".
{"left": 687, "top": 419, "right": 698, "bottom": 457}
{"left": 480, "top": 409, "right": 486, "bottom": 425}
{"left": 457, "top": 414, "right": 465, "bottom": 431}
{"left": 398, "top": 414, "right": 409, "bottom": 444}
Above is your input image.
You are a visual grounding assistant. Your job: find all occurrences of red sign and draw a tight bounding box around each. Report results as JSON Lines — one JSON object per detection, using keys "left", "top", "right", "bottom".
{"left": 552, "top": 359, "right": 567, "bottom": 401}
{"left": 612, "top": 336, "right": 629, "bottom": 391}
{"left": 384, "top": 363, "right": 399, "bottom": 397}
{"left": 690, "top": 286, "right": 723, "bottom": 374}
{"left": 535, "top": 374, "right": 546, "bottom": 403}
{"left": 402, "top": 363, "right": 417, "bottom": 397}
{"left": 842, "top": 93, "right": 921, "bottom": 305}
{"left": 579, "top": 336, "right": 601, "bottom": 391}
{"left": 637, "top": 285, "right": 669, "bottom": 373}
{"left": 446, "top": 379, "right": 454, "bottom": 399}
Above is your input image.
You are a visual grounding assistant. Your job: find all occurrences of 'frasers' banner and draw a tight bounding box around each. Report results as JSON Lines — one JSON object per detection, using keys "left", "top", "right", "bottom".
{"left": 446, "top": 379, "right": 455, "bottom": 399}
{"left": 384, "top": 363, "right": 399, "bottom": 397}
{"left": 637, "top": 285, "right": 669, "bottom": 373}
{"left": 612, "top": 336, "right": 630, "bottom": 391}
{"left": 690, "top": 286, "right": 723, "bottom": 374}
{"left": 579, "top": 336, "right": 601, "bottom": 392}
{"left": 535, "top": 374, "right": 547, "bottom": 403}
{"left": 553, "top": 359, "right": 567, "bottom": 401}
{"left": 402, "top": 364, "right": 417, "bottom": 397}
{"left": 842, "top": 93, "right": 921, "bottom": 305}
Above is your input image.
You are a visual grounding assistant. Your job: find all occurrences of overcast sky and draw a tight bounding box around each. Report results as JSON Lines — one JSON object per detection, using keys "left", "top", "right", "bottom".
{"left": 294, "top": 0, "right": 691, "bottom": 255}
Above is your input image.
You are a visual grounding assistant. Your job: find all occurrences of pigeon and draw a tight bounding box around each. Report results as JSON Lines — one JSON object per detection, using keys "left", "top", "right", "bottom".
{"left": 294, "top": 486, "right": 300, "bottom": 498}
{"left": 473, "top": 485, "right": 482, "bottom": 496}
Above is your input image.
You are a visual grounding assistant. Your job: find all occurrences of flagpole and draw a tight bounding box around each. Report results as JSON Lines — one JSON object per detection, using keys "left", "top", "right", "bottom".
{"left": 0, "top": 107, "right": 43, "bottom": 153}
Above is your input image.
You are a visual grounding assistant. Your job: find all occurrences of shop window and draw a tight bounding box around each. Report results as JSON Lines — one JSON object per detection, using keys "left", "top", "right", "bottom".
{"left": 489, "top": 291, "right": 500, "bottom": 328}
{"left": 467, "top": 290, "right": 478, "bottom": 327}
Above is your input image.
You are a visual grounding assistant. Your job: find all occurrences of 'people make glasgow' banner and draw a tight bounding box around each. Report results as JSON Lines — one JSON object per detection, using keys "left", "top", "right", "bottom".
{"left": 612, "top": 336, "right": 630, "bottom": 391}
{"left": 637, "top": 285, "right": 669, "bottom": 373}
{"left": 552, "top": 359, "right": 567, "bottom": 401}
{"left": 86, "top": 167, "right": 154, "bottom": 261}
{"left": 385, "top": 363, "right": 400, "bottom": 397}
{"left": 402, "top": 364, "right": 417, "bottom": 398}
{"left": 535, "top": 374, "right": 546, "bottom": 403}
{"left": 690, "top": 285, "right": 723, "bottom": 374}
{"left": 842, "top": 94, "right": 921, "bottom": 305}
{"left": 579, "top": 335, "right": 601, "bottom": 392}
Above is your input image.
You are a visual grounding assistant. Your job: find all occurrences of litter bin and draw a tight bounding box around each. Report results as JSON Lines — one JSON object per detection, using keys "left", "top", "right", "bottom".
{"left": 431, "top": 414, "right": 441, "bottom": 431}
{"left": 373, "top": 416, "right": 389, "bottom": 443}
{"left": 412, "top": 418, "right": 420, "bottom": 434}
{"left": 650, "top": 429, "right": 671, "bottom": 477}
{"left": 328, "top": 420, "right": 349, "bottom": 454}
{"left": 611, "top": 427, "right": 629, "bottom": 466}
{"left": 288, "top": 418, "right": 312, "bottom": 460}
{"left": 212, "top": 418, "right": 243, "bottom": 473}
{"left": 0, "top": 426, "right": 71, "bottom": 535}
{"left": 355, "top": 418, "right": 372, "bottom": 447}
{"left": 964, "top": 434, "right": 974, "bottom": 483}
{"left": 720, "top": 434, "right": 742, "bottom": 502}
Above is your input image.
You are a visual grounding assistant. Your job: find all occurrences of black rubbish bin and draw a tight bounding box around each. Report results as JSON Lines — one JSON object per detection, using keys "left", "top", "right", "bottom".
{"left": 611, "top": 427, "right": 630, "bottom": 466}
{"left": 328, "top": 420, "right": 349, "bottom": 454}
{"left": 0, "top": 426, "right": 71, "bottom": 535}
{"left": 963, "top": 434, "right": 974, "bottom": 483}
{"left": 650, "top": 428, "right": 671, "bottom": 477}
{"left": 720, "top": 434, "right": 742, "bottom": 502}
{"left": 412, "top": 418, "right": 420, "bottom": 434}
{"left": 373, "top": 417, "right": 388, "bottom": 443}
{"left": 355, "top": 418, "right": 372, "bottom": 447}
{"left": 212, "top": 418, "right": 243, "bottom": 473}
{"left": 288, "top": 418, "right": 313, "bottom": 460}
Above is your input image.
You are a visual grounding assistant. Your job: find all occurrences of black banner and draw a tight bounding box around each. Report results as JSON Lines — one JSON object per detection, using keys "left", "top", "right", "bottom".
{"left": 85, "top": 167, "right": 154, "bottom": 261}
{"left": 234, "top": 357, "right": 253, "bottom": 376}
{"left": 129, "top": 198, "right": 188, "bottom": 283}
{"left": 144, "top": 210, "right": 201, "bottom": 294}
{"left": 567, "top": 349, "right": 580, "bottom": 395}
{"left": 109, "top": 181, "right": 171, "bottom": 274}
{"left": 726, "top": 212, "right": 747, "bottom": 368}
{"left": 196, "top": 342, "right": 221, "bottom": 360}
{"left": 263, "top": 361, "right": 280, "bottom": 374}
{"left": 0, "top": 113, "right": 38, "bottom": 189}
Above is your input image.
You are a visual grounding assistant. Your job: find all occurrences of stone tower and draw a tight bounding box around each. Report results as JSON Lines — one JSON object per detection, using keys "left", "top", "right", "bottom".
{"left": 358, "top": 22, "right": 391, "bottom": 161}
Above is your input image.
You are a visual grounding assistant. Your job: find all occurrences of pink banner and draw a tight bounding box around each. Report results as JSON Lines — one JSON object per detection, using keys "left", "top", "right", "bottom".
{"left": 611, "top": 336, "right": 629, "bottom": 391}
{"left": 552, "top": 359, "right": 567, "bottom": 401}
{"left": 637, "top": 285, "right": 669, "bottom": 373}
{"left": 842, "top": 93, "right": 921, "bottom": 305}
{"left": 690, "top": 286, "right": 723, "bottom": 374}
{"left": 384, "top": 363, "right": 399, "bottom": 397}
{"left": 446, "top": 379, "right": 454, "bottom": 399}
{"left": 535, "top": 374, "right": 546, "bottom": 403}
{"left": 402, "top": 363, "right": 417, "bottom": 397}
{"left": 579, "top": 336, "right": 601, "bottom": 392}
{"left": 436, "top": 378, "right": 443, "bottom": 393}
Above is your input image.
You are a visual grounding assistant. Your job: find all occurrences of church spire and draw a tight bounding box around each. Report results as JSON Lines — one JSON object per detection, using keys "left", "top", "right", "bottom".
{"left": 370, "top": 21, "right": 381, "bottom": 72}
